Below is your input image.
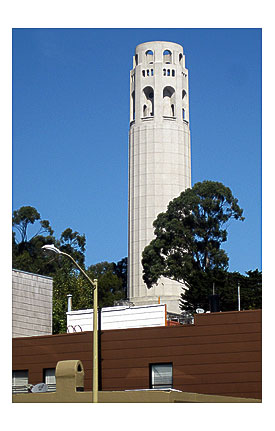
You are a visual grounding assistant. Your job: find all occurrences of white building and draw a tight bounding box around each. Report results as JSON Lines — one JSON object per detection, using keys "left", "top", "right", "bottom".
{"left": 128, "top": 41, "right": 191, "bottom": 314}
{"left": 66, "top": 303, "right": 167, "bottom": 332}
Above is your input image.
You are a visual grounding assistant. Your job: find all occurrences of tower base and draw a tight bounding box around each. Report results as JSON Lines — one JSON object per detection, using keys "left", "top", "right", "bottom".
{"left": 130, "top": 295, "right": 182, "bottom": 315}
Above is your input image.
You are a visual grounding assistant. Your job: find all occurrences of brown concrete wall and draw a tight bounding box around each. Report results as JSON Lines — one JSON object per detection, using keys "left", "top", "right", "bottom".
{"left": 12, "top": 309, "right": 261, "bottom": 399}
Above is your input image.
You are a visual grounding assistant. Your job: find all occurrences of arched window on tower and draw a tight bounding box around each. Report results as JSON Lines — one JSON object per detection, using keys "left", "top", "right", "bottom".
{"left": 163, "top": 86, "right": 175, "bottom": 117}
{"left": 131, "top": 91, "right": 135, "bottom": 121}
{"left": 145, "top": 50, "right": 154, "bottom": 64}
{"left": 163, "top": 49, "right": 172, "bottom": 64}
{"left": 142, "top": 86, "right": 154, "bottom": 117}
{"left": 182, "top": 89, "right": 187, "bottom": 122}
{"left": 179, "top": 53, "right": 183, "bottom": 66}
{"left": 182, "top": 108, "right": 185, "bottom": 120}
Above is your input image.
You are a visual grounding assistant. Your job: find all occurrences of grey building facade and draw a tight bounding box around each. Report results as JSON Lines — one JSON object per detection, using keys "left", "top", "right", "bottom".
{"left": 12, "top": 269, "right": 53, "bottom": 337}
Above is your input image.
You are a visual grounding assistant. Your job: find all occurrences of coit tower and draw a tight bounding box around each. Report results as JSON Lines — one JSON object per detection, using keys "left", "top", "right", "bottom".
{"left": 128, "top": 41, "right": 191, "bottom": 314}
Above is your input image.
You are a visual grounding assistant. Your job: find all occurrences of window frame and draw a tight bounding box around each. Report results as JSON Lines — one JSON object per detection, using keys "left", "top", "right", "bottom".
{"left": 149, "top": 362, "right": 173, "bottom": 390}
{"left": 43, "top": 367, "right": 56, "bottom": 392}
{"left": 12, "top": 369, "right": 29, "bottom": 393}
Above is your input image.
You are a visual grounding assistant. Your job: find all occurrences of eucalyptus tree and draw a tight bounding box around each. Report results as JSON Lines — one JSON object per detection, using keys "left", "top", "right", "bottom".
{"left": 142, "top": 181, "right": 246, "bottom": 312}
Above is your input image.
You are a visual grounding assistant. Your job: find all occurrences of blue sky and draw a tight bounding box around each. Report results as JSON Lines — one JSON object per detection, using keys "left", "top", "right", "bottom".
{"left": 12, "top": 28, "right": 262, "bottom": 274}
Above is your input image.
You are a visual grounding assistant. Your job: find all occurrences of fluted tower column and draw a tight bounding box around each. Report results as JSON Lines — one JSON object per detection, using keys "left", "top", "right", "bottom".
{"left": 128, "top": 41, "right": 191, "bottom": 314}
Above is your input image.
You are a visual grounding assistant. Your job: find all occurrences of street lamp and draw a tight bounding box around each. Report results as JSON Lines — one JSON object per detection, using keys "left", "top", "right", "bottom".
{"left": 42, "top": 244, "right": 98, "bottom": 403}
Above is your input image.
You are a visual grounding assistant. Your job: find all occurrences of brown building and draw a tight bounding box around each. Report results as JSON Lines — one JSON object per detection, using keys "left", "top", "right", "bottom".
{"left": 12, "top": 309, "right": 262, "bottom": 400}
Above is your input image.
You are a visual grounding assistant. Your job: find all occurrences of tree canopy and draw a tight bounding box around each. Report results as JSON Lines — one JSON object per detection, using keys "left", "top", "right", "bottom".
{"left": 12, "top": 206, "right": 54, "bottom": 243}
{"left": 142, "top": 181, "right": 245, "bottom": 290}
{"left": 12, "top": 206, "right": 57, "bottom": 276}
{"left": 179, "top": 269, "right": 262, "bottom": 313}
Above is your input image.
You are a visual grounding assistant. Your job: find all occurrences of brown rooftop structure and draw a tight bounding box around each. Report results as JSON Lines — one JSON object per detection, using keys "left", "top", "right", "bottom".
{"left": 12, "top": 309, "right": 262, "bottom": 402}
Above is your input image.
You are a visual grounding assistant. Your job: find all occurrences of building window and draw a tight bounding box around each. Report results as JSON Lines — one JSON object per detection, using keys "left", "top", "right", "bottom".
{"left": 182, "top": 90, "right": 187, "bottom": 121}
{"left": 146, "top": 50, "right": 154, "bottom": 64}
{"left": 172, "top": 70, "right": 175, "bottom": 77}
{"left": 142, "top": 86, "right": 154, "bottom": 117}
{"left": 131, "top": 90, "right": 135, "bottom": 121}
{"left": 163, "top": 68, "right": 166, "bottom": 76}
{"left": 151, "top": 69, "right": 154, "bottom": 76}
{"left": 12, "top": 370, "right": 29, "bottom": 394}
{"left": 163, "top": 49, "right": 172, "bottom": 64}
{"left": 142, "top": 70, "right": 145, "bottom": 77}
{"left": 150, "top": 363, "right": 173, "bottom": 389}
{"left": 163, "top": 86, "right": 175, "bottom": 117}
{"left": 44, "top": 368, "right": 56, "bottom": 392}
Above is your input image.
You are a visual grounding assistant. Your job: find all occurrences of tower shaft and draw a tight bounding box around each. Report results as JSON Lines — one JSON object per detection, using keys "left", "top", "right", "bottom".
{"left": 128, "top": 41, "right": 191, "bottom": 314}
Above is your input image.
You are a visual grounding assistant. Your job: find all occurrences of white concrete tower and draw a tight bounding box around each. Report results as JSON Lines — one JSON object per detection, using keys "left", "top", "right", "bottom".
{"left": 128, "top": 41, "right": 191, "bottom": 314}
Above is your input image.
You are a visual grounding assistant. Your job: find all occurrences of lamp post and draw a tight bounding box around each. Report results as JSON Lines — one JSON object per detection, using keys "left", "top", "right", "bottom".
{"left": 42, "top": 244, "right": 98, "bottom": 403}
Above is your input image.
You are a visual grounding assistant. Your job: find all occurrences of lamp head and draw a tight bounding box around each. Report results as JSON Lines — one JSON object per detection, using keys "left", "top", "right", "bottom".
{"left": 42, "top": 244, "right": 62, "bottom": 255}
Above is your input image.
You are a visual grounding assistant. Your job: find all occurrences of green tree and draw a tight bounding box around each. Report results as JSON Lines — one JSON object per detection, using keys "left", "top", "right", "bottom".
{"left": 179, "top": 268, "right": 226, "bottom": 313}
{"left": 12, "top": 206, "right": 56, "bottom": 275}
{"left": 218, "top": 269, "right": 262, "bottom": 311}
{"left": 142, "top": 181, "right": 246, "bottom": 312}
{"left": 179, "top": 269, "right": 262, "bottom": 313}
{"left": 52, "top": 264, "right": 93, "bottom": 334}
{"left": 113, "top": 257, "right": 128, "bottom": 298}
{"left": 12, "top": 206, "right": 53, "bottom": 243}
{"left": 87, "top": 261, "right": 127, "bottom": 308}
{"left": 57, "top": 228, "right": 86, "bottom": 266}
{"left": 12, "top": 206, "right": 86, "bottom": 276}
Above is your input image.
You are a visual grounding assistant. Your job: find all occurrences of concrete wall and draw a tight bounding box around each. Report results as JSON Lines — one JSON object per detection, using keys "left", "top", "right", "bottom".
{"left": 12, "top": 269, "right": 53, "bottom": 337}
